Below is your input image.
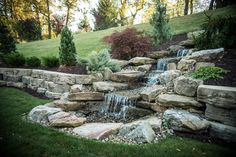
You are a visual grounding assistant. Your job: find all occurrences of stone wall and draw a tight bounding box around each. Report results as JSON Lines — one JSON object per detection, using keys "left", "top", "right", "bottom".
{"left": 0, "top": 68, "right": 102, "bottom": 99}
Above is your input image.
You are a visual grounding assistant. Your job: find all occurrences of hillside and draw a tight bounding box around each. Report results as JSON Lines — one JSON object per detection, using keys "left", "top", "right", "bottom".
{"left": 17, "top": 6, "right": 236, "bottom": 59}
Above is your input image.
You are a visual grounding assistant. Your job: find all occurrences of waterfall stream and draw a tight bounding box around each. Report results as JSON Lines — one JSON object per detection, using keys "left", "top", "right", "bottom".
{"left": 176, "top": 49, "right": 189, "bottom": 57}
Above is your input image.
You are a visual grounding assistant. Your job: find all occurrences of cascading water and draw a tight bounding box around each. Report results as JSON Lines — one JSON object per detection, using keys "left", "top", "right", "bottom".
{"left": 176, "top": 49, "right": 189, "bottom": 57}
{"left": 102, "top": 94, "right": 136, "bottom": 119}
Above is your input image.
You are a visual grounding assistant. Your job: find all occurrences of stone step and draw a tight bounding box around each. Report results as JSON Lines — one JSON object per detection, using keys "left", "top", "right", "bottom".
{"left": 68, "top": 92, "right": 104, "bottom": 101}
{"left": 110, "top": 70, "right": 146, "bottom": 83}
{"left": 140, "top": 85, "right": 167, "bottom": 102}
{"left": 93, "top": 81, "right": 128, "bottom": 92}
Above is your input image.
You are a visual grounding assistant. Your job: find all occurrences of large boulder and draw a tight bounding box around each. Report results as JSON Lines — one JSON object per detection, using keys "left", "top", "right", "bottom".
{"left": 93, "top": 81, "right": 128, "bottom": 92}
{"left": 129, "top": 57, "right": 155, "bottom": 65}
{"left": 73, "top": 123, "right": 123, "bottom": 140}
{"left": 28, "top": 105, "right": 62, "bottom": 123}
{"left": 140, "top": 85, "right": 167, "bottom": 102}
{"left": 179, "top": 39, "right": 194, "bottom": 48}
{"left": 119, "top": 122, "right": 155, "bottom": 143}
{"left": 156, "top": 94, "right": 203, "bottom": 109}
{"left": 209, "top": 121, "right": 236, "bottom": 142}
{"left": 110, "top": 70, "right": 145, "bottom": 83}
{"left": 159, "top": 70, "right": 181, "bottom": 85}
{"left": 177, "top": 59, "right": 196, "bottom": 71}
{"left": 187, "top": 30, "right": 204, "bottom": 40}
{"left": 48, "top": 111, "right": 86, "bottom": 127}
{"left": 186, "top": 48, "right": 225, "bottom": 62}
{"left": 163, "top": 109, "right": 210, "bottom": 132}
{"left": 147, "top": 50, "right": 170, "bottom": 59}
{"left": 68, "top": 92, "right": 104, "bottom": 101}
{"left": 174, "top": 76, "right": 203, "bottom": 97}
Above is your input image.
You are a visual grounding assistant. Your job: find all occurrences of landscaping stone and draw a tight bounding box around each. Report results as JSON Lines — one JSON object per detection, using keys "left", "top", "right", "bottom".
{"left": 30, "top": 78, "right": 44, "bottom": 87}
{"left": 53, "top": 100, "right": 86, "bottom": 111}
{"left": 31, "top": 69, "right": 44, "bottom": 78}
{"left": 147, "top": 50, "right": 170, "bottom": 59}
{"left": 28, "top": 105, "right": 62, "bottom": 123}
{"left": 136, "top": 101, "right": 154, "bottom": 110}
{"left": 73, "top": 123, "right": 123, "bottom": 140}
{"left": 195, "top": 62, "right": 215, "bottom": 71}
{"left": 209, "top": 121, "right": 236, "bottom": 142}
{"left": 44, "top": 81, "right": 70, "bottom": 93}
{"left": 93, "top": 81, "right": 128, "bottom": 92}
{"left": 13, "top": 68, "right": 32, "bottom": 76}
{"left": 111, "top": 59, "right": 129, "bottom": 67}
{"left": 159, "top": 70, "right": 181, "bottom": 85}
{"left": 110, "top": 70, "right": 145, "bottom": 83}
{"left": 179, "top": 39, "right": 194, "bottom": 47}
{"left": 137, "top": 64, "right": 152, "bottom": 72}
{"left": 187, "top": 30, "right": 204, "bottom": 40}
{"left": 68, "top": 92, "right": 104, "bottom": 101}
{"left": 45, "top": 91, "right": 62, "bottom": 99}
{"left": 22, "top": 76, "right": 31, "bottom": 84}
{"left": 6, "top": 82, "right": 26, "bottom": 88}
{"left": 75, "top": 75, "right": 102, "bottom": 85}
{"left": 129, "top": 57, "right": 155, "bottom": 65}
{"left": 54, "top": 74, "right": 75, "bottom": 85}
{"left": 37, "top": 87, "right": 47, "bottom": 94}
{"left": 119, "top": 122, "right": 155, "bottom": 143}
{"left": 140, "top": 85, "right": 167, "bottom": 102}
{"left": 103, "top": 67, "right": 113, "bottom": 80}
{"left": 125, "top": 107, "right": 153, "bottom": 119}
{"left": 3, "top": 75, "right": 22, "bottom": 82}
{"left": 156, "top": 94, "right": 203, "bottom": 109}
{"left": 174, "top": 76, "right": 203, "bottom": 97}
{"left": 177, "top": 59, "right": 196, "bottom": 71}
{"left": 48, "top": 111, "right": 86, "bottom": 127}
{"left": 0, "top": 80, "right": 6, "bottom": 86}
{"left": 70, "top": 84, "right": 84, "bottom": 93}
{"left": 167, "top": 63, "right": 176, "bottom": 70}
{"left": 163, "top": 109, "right": 210, "bottom": 132}
{"left": 42, "top": 71, "right": 59, "bottom": 81}
{"left": 167, "top": 45, "right": 184, "bottom": 54}
{"left": 186, "top": 48, "right": 225, "bottom": 62}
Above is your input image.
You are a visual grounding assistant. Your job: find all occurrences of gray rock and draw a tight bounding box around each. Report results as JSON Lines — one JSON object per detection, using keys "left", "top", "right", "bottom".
{"left": 28, "top": 105, "right": 62, "bottom": 123}
{"left": 75, "top": 74, "right": 102, "bottom": 85}
{"left": 110, "top": 70, "right": 145, "bottom": 83}
{"left": 53, "top": 100, "right": 86, "bottom": 111}
{"left": 70, "top": 84, "right": 84, "bottom": 93}
{"left": 167, "top": 63, "right": 176, "bottom": 70}
{"left": 174, "top": 76, "right": 203, "bottom": 97}
{"left": 140, "top": 85, "right": 167, "bottom": 102}
{"left": 159, "top": 70, "right": 181, "bottom": 85}
{"left": 3, "top": 75, "right": 21, "bottom": 82}
{"left": 93, "top": 81, "right": 128, "bottom": 92}
{"left": 6, "top": 82, "right": 26, "bottom": 88}
{"left": 30, "top": 78, "right": 44, "bottom": 87}
{"left": 22, "top": 76, "right": 31, "bottom": 85}
{"left": 187, "top": 30, "right": 204, "bottom": 40}
{"left": 119, "top": 122, "right": 155, "bottom": 143}
{"left": 37, "top": 87, "right": 47, "bottom": 94}
{"left": 163, "top": 109, "right": 210, "bottom": 132}
{"left": 126, "top": 107, "right": 153, "bottom": 119}
{"left": 0, "top": 80, "right": 6, "bottom": 86}
{"left": 195, "top": 62, "right": 215, "bottom": 71}
{"left": 147, "top": 50, "right": 170, "bottom": 59}
{"left": 54, "top": 73, "right": 75, "bottom": 85}
{"left": 13, "top": 68, "right": 32, "bottom": 76}
{"left": 156, "top": 94, "right": 203, "bottom": 109}
{"left": 179, "top": 39, "right": 194, "bottom": 47}
{"left": 73, "top": 123, "right": 123, "bottom": 140}
{"left": 44, "top": 81, "right": 70, "bottom": 93}
{"left": 110, "top": 59, "right": 129, "bottom": 67}
{"left": 129, "top": 57, "right": 155, "bottom": 65}
{"left": 177, "top": 59, "right": 196, "bottom": 71}
{"left": 103, "top": 67, "right": 113, "bottom": 80}
{"left": 167, "top": 45, "right": 184, "bottom": 54}
{"left": 68, "top": 92, "right": 104, "bottom": 101}
{"left": 137, "top": 64, "right": 152, "bottom": 72}
{"left": 31, "top": 69, "right": 44, "bottom": 78}
{"left": 45, "top": 91, "right": 62, "bottom": 99}
{"left": 209, "top": 121, "right": 236, "bottom": 142}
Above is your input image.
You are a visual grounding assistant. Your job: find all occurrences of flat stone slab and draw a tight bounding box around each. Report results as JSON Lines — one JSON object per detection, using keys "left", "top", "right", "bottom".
{"left": 129, "top": 57, "right": 155, "bottom": 65}
{"left": 53, "top": 100, "right": 86, "bottom": 111}
{"left": 140, "top": 85, "right": 167, "bottom": 102}
{"left": 73, "top": 123, "right": 123, "bottom": 140}
{"left": 68, "top": 92, "right": 104, "bottom": 101}
{"left": 156, "top": 94, "right": 203, "bottom": 109}
{"left": 197, "top": 85, "right": 236, "bottom": 109}
{"left": 93, "top": 81, "right": 128, "bottom": 92}
{"left": 110, "top": 70, "right": 145, "bottom": 83}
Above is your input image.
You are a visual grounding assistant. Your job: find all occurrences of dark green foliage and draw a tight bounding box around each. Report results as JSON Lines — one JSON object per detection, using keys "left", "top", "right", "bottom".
{"left": 191, "top": 66, "right": 228, "bottom": 80}
{"left": 42, "top": 56, "right": 59, "bottom": 68}
{"left": 15, "top": 18, "right": 42, "bottom": 41}
{"left": 26, "top": 56, "right": 41, "bottom": 67}
{"left": 93, "top": 0, "right": 118, "bottom": 30}
{"left": 104, "top": 28, "right": 152, "bottom": 60}
{"left": 194, "top": 15, "right": 236, "bottom": 49}
{"left": 86, "top": 48, "right": 121, "bottom": 72}
{"left": 59, "top": 26, "right": 77, "bottom": 66}
{"left": 0, "top": 21, "right": 16, "bottom": 54}
{"left": 4, "top": 53, "right": 25, "bottom": 66}
{"left": 150, "top": 0, "right": 172, "bottom": 46}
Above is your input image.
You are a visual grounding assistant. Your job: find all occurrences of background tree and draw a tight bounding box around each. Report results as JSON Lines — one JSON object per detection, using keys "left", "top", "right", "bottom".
{"left": 150, "top": 0, "right": 172, "bottom": 46}
{"left": 59, "top": 26, "right": 77, "bottom": 66}
{"left": 52, "top": 14, "right": 66, "bottom": 36}
{"left": 63, "top": 0, "right": 77, "bottom": 26}
{"left": 78, "top": 14, "right": 91, "bottom": 32}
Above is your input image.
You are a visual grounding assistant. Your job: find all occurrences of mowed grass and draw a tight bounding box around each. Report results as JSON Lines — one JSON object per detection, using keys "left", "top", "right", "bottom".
{"left": 0, "top": 87, "right": 235, "bottom": 157}
{"left": 17, "top": 6, "right": 236, "bottom": 59}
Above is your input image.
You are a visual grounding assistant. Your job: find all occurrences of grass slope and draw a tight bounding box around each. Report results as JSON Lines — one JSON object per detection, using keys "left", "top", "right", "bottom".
{"left": 17, "top": 6, "right": 236, "bottom": 59}
{"left": 0, "top": 87, "right": 235, "bottom": 157}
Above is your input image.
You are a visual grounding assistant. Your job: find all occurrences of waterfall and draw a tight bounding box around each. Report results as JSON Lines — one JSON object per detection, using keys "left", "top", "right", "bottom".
{"left": 156, "top": 58, "right": 167, "bottom": 71}
{"left": 176, "top": 49, "right": 189, "bottom": 57}
{"left": 102, "top": 94, "right": 136, "bottom": 119}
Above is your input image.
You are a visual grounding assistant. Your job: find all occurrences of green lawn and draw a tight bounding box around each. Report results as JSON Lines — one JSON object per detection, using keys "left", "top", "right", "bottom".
{"left": 0, "top": 87, "right": 235, "bottom": 157}
{"left": 17, "top": 6, "right": 236, "bottom": 59}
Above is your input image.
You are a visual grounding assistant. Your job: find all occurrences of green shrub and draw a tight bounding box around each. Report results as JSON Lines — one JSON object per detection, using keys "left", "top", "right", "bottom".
{"left": 4, "top": 53, "right": 25, "bottom": 66}
{"left": 42, "top": 56, "right": 59, "bottom": 68}
{"left": 59, "top": 26, "right": 77, "bottom": 66}
{"left": 86, "top": 48, "right": 121, "bottom": 73}
{"left": 26, "top": 56, "right": 41, "bottom": 67}
{"left": 190, "top": 66, "right": 228, "bottom": 80}
{"left": 194, "top": 15, "right": 236, "bottom": 49}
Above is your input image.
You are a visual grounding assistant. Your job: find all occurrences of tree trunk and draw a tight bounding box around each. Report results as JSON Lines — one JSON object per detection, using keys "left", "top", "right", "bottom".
{"left": 46, "top": 0, "right": 51, "bottom": 39}
{"left": 209, "top": 0, "right": 214, "bottom": 10}
{"left": 190, "top": 0, "right": 193, "bottom": 14}
{"left": 66, "top": 7, "right": 70, "bottom": 26}
{"left": 184, "top": 0, "right": 189, "bottom": 15}
{"left": 215, "top": 0, "right": 223, "bottom": 8}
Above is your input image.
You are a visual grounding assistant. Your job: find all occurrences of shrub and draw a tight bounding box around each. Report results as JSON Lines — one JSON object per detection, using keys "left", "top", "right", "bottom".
{"left": 150, "top": 0, "right": 172, "bottom": 46}
{"left": 103, "top": 28, "right": 152, "bottom": 60}
{"left": 0, "top": 21, "right": 16, "bottom": 54}
{"left": 190, "top": 66, "right": 228, "bottom": 80}
{"left": 86, "top": 48, "right": 121, "bottom": 73}
{"left": 42, "top": 56, "right": 59, "bottom": 68}
{"left": 194, "top": 15, "right": 236, "bottom": 49}
{"left": 59, "top": 26, "right": 77, "bottom": 66}
{"left": 4, "top": 53, "right": 25, "bottom": 66}
{"left": 26, "top": 56, "right": 41, "bottom": 67}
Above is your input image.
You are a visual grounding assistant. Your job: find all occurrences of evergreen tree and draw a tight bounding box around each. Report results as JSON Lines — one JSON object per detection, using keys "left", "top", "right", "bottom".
{"left": 150, "top": 0, "right": 172, "bottom": 46}
{"left": 0, "top": 21, "right": 16, "bottom": 55}
{"left": 93, "top": 0, "right": 118, "bottom": 30}
{"left": 59, "top": 26, "right": 77, "bottom": 66}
